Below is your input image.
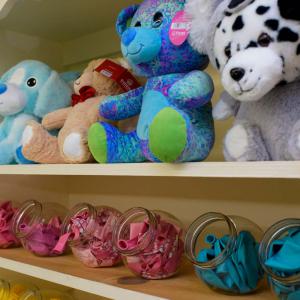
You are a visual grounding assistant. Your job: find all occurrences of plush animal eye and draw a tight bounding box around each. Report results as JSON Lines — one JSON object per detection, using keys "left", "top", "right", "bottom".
{"left": 258, "top": 33, "right": 272, "bottom": 47}
{"left": 224, "top": 44, "right": 232, "bottom": 58}
{"left": 152, "top": 12, "right": 163, "bottom": 28}
{"left": 27, "top": 78, "right": 37, "bottom": 87}
{"left": 134, "top": 21, "right": 141, "bottom": 27}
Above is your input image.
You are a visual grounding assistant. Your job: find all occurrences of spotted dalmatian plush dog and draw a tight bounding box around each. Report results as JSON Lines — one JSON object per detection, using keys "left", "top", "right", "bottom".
{"left": 187, "top": 0, "right": 300, "bottom": 161}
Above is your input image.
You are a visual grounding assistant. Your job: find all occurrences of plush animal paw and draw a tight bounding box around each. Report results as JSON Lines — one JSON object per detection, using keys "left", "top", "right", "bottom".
{"left": 224, "top": 123, "right": 269, "bottom": 161}
{"left": 288, "top": 120, "right": 300, "bottom": 160}
{"left": 62, "top": 132, "right": 90, "bottom": 163}
{"left": 213, "top": 99, "right": 233, "bottom": 120}
{"left": 224, "top": 124, "right": 249, "bottom": 161}
{"left": 22, "top": 121, "right": 65, "bottom": 164}
{"left": 149, "top": 107, "right": 187, "bottom": 162}
{"left": 88, "top": 122, "right": 145, "bottom": 164}
{"left": 88, "top": 123, "right": 108, "bottom": 163}
{"left": 22, "top": 124, "right": 35, "bottom": 146}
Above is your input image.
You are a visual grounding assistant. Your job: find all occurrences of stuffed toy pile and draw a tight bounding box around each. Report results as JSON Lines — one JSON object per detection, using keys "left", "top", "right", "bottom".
{"left": 21, "top": 58, "right": 139, "bottom": 164}
{"left": 187, "top": 0, "right": 300, "bottom": 161}
{"left": 88, "top": 0, "right": 215, "bottom": 163}
{"left": 0, "top": 60, "right": 74, "bottom": 164}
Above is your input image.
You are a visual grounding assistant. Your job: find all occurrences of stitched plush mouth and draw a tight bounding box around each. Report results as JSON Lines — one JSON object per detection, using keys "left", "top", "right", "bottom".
{"left": 126, "top": 44, "right": 144, "bottom": 57}
{"left": 238, "top": 77, "right": 261, "bottom": 95}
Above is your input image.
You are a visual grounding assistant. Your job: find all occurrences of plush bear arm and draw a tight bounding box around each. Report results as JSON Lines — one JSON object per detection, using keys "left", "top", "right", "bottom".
{"left": 42, "top": 107, "right": 73, "bottom": 130}
{"left": 100, "top": 86, "right": 144, "bottom": 121}
{"left": 168, "top": 71, "right": 214, "bottom": 108}
{"left": 213, "top": 92, "right": 240, "bottom": 120}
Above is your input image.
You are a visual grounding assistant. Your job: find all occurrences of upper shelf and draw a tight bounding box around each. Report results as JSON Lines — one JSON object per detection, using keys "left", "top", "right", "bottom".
{"left": 0, "top": 162, "right": 299, "bottom": 179}
{"left": 0, "top": 0, "right": 137, "bottom": 42}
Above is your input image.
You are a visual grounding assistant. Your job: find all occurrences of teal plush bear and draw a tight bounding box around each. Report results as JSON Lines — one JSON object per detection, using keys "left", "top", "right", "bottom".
{"left": 0, "top": 60, "right": 74, "bottom": 165}
{"left": 88, "top": 0, "right": 215, "bottom": 163}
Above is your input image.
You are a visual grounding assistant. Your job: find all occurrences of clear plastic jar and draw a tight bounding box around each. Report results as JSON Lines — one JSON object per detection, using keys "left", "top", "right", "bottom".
{"left": 113, "top": 207, "right": 184, "bottom": 280}
{"left": 0, "top": 279, "right": 37, "bottom": 300}
{"left": 0, "top": 201, "right": 20, "bottom": 249}
{"left": 11, "top": 200, "right": 67, "bottom": 257}
{"left": 185, "top": 212, "right": 264, "bottom": 294}
{"left": 20, "top": 290, "right": 74, "bottom": 300}
{"left": 259, "top": 218, "right": 300, "bottom": 300}
{"left": 61, "top": 203, "right": 122, "bottom": 268}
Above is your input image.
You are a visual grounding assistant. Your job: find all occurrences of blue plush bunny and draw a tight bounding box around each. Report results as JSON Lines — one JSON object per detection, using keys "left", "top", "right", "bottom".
{"left": 0, "top": 60, "right": 73, "bottom": 164}
{"left": 88, "top": 0, "right": 215, "bottom": 163}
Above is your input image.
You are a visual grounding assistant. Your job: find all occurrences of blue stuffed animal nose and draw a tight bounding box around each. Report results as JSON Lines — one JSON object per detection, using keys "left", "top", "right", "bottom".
{"left": 122, "top": 28, "right": 137, "bottom": 46}
{"left": 0, "top": 83, "right": 7, "bottom": 94}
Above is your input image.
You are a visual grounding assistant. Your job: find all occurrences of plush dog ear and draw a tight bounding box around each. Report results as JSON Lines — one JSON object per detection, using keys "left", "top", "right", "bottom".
{"left": 278, "top": 0, "right": 300, "bottom": 21}
{"left": 34, "top": 71, "right": 71, "bottom": 118}
{"left": 226, "top": 0, "right": 253, "bottom": 14}
{"left": 185, "top": 0, "right": 222, "bottom": 53}
{"left": 116, "top": 5, "right": 139, "bottom": 37}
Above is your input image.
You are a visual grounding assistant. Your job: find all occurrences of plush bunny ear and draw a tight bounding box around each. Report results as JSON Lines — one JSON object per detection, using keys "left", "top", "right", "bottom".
{"left": 226, "top": 0, "right": 253, "bottom": 14}
{"left": 34, "top": 71, "right": 71, "bottom": 118}
{"left": 185, "top": 0, "right": 223, "bottom": 53}
{"left": 116, "top": 5, "right": 139, "bottom": 37}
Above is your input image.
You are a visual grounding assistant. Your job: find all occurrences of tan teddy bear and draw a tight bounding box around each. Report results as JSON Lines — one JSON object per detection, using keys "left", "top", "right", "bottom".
{"left": 21, "top": 58, "right": 139, "bottom": 164}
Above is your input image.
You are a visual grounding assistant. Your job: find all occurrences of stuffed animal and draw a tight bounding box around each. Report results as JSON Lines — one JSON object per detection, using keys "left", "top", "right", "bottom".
{"left": 21, "top": 58, "right": 139, "bottom": 164}
{"left": 187, "top": 0, "right": 300, "bottom": 161}
{"left": 0, "top": 60, "right": 73, "bottom": 165}
{"left": 88, "top": 0, "right": 215, "bottom": 163}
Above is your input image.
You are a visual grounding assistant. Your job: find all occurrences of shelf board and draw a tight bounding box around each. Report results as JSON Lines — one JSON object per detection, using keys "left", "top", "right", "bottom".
{"left": 0, "top": 162, "right": 299, "bottom": 179}
{"left": 0, "top": 248, "right": 272, "bottom": 300}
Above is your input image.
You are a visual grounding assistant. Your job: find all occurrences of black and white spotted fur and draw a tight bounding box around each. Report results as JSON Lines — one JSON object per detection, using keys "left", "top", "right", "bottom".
{"left": 214, "top": 0, "right": 300, "bottom": 101}
{"left": 187, "top": 0, "right": 300, "bottom": 161}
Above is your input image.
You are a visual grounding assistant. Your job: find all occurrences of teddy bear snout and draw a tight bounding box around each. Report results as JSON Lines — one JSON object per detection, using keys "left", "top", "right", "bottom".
{"left": 122, "top": 28, "right": 137, "bottom": 46}
{"left": 222, "top": 48, "right": 283, "bottom": 102}
{"left": 230, "top": 68, "right": 246, "bottom": 82}
{"left": 0, "top": 83, "right": 26, "bottom": 116}
{"left": 0, "top": 83, "right": 7, "bottom": 94}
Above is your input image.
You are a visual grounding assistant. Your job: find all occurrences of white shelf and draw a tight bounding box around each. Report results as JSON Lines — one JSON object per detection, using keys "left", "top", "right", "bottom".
{"left": 0, "top": 249, "right": 273, "bottom": 300}
{"left": 0, "top": 162, "right": 299, "bottom": 179}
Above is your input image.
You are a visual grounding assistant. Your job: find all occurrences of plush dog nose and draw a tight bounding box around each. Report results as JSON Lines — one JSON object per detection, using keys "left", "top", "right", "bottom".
{"left": 122, "top": 28, "right": 137, "bottom": 46}
{"left": 0, "top": 83, "right": 7, "bottom": 94}
{"left": 230, "top": 68, "right": 246, "bottom": 82}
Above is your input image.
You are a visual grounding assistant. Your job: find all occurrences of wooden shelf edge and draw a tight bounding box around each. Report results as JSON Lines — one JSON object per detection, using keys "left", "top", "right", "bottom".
{"left": 0, "top": 162, "right": 299, "bottom": 179}
{"left": 0, "top": 249, "right": 274, "bottom": 300}
{"left": 0, "top": 252, "right": 165, "bottom": 300}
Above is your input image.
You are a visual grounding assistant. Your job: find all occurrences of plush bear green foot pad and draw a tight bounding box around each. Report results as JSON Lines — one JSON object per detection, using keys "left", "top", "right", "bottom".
{"left": 88, "top": 123, "right": 107, "bottom": 163}
{"left": 149, "top": 107, "right": 187, "bottom": 162}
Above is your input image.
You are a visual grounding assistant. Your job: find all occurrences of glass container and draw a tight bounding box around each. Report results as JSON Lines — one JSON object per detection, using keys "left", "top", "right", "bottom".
{"left": 185, "top": 212, "right": 264, "bottom": 294}
{"left": 61, "top": 203, "right": 122, "bottom": 267}
{"left": 11, "top": 200, "right": 67, "bottom": 257}
{"left": 259, "top": 218, "right": 300, "bottom": 300}
{"left": 113, "top": 207, "right": 184, "bottom": 279}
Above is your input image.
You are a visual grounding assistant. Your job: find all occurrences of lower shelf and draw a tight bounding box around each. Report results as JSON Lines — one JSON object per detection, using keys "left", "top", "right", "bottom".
{"left": 0, "top": 248, "right": 273, "bottom": 300}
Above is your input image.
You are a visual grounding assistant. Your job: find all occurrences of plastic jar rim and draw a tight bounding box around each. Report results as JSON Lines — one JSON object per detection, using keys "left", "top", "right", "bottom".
{"left": 112, "top": 207, "right": 158, "bottom": 256}
{"left": 259, "top": 218, "right": 300, "bottom": 285}
{"left": 11, "top": 199, "right": 42, "bottom": 239}
{"left": 184, "top": 212, "right": 238, "bottom": 269}
{"left": 60, "top": 202, "right": 97, "bottom": 247}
